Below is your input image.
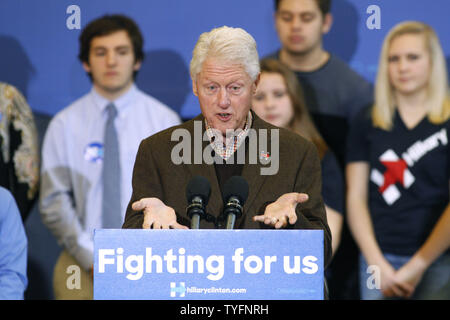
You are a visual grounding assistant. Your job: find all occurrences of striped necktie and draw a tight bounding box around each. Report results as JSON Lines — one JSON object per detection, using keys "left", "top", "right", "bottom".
{"left": 102, "top": 103, "right": 122, "bottom": 228}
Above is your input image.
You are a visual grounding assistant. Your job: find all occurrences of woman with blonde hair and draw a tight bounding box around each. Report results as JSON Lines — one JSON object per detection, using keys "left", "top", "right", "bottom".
{"left": 346, "top": 21, "right": 450, "bottom": 299}
{"left": 252, "top": 58, "right": 344, "bottom": 256}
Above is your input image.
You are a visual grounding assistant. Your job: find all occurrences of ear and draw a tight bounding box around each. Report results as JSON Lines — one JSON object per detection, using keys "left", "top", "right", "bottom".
{"left": 192, "top": 78, "right": 198, "bottom": 96}
{"left": 252, "top": 73, "right": 261, "bottom": 94}
{"left": 273, "top": 11, "right": 280, "bottom": 34}
{"left": 322, "top": 13, "right": 333, "bottom": 34}
{"left": 133, "top": 59, "right": 142, "bottom": 72}
{"left": 82, "top": 61, "right": 91, "bottom": 73}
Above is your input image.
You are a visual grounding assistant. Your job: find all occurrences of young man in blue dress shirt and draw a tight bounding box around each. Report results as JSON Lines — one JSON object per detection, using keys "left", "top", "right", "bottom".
{"left": 40, "top": 15, "right": 181, "bottom": 299}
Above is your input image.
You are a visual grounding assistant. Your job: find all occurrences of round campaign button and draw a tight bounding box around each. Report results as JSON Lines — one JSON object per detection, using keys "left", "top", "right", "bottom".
{"left": 84, "top": 142, "right": 104, "bottom": 163}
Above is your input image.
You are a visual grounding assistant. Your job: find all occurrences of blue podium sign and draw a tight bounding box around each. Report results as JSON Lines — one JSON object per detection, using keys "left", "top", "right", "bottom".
{"left": 94, "top": 229, "right": 323, "bottom": 300}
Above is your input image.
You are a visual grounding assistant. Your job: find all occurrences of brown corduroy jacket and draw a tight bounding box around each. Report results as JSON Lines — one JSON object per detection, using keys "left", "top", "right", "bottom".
{"left": 122, "top": 112, "right": 332, "bottom": 267}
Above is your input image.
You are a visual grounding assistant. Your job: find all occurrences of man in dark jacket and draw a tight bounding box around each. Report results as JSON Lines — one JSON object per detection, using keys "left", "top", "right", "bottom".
{"left": 122, "top": 25, "right": 332, "bottom": 269}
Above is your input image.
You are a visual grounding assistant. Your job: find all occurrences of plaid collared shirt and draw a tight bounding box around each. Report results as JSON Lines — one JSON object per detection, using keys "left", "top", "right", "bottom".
{"left": 205, "top": 111, "right": 252, "bottom": 161}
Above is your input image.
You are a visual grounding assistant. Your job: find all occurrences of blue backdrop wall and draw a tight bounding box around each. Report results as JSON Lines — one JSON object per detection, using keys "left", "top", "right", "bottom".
{"left": 1, "top": 0, "right": 449, "bottom": 120}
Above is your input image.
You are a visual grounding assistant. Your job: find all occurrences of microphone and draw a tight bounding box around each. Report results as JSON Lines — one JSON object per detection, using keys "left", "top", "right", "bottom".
{"left": 186, "top": 176, "right": 211, "bottom": 229}
{"left": 222, "top": 176, "right": 249, "bottom": 229}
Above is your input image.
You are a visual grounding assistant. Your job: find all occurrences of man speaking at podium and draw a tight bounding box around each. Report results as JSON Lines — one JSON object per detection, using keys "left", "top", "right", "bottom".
{"left": 123, "top": 26, "right": 331, "bottom": 269}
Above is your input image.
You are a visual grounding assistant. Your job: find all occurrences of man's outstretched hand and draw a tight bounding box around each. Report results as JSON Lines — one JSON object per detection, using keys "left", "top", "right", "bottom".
{"left": 132, "top": 197, "right": 188, "bottom": 229}
{"left": 253, "top": 192, "right": 309, "bottom": 229}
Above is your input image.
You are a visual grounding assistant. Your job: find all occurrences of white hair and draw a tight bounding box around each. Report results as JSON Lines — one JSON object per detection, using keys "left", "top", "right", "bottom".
{"left": 190, "top": 26, "right": 260, "bottom": 81}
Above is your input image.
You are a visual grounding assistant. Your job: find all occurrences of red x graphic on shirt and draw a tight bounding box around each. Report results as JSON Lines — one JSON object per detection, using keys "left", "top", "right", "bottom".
{"left": 379, "top": 159, "right": 409, "bottom": 193}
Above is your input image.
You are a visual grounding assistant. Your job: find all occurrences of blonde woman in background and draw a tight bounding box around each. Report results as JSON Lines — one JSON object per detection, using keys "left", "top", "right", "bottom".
{"left": 346, "top": 21, "right": 450, "bottom": 299}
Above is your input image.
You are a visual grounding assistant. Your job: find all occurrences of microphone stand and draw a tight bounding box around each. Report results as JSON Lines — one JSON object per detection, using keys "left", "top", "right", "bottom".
{"left": 224, "top": 197, "right": 243, "bottom": 229}
{"left": 187, "top": 196, "right": 205, "bottom": 229}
